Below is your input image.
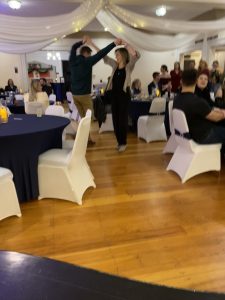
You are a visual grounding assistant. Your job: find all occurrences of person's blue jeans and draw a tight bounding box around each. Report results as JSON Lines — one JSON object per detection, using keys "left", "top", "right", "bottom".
{"left": 199, "top": 126, "right": 225, "bottom": 152}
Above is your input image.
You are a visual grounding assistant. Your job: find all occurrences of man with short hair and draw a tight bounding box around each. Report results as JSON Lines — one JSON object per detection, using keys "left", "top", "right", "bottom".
{"left": 148, "top": 72, "right": 160, "bottom": 96}
{"left": 173, "top": 69, "right": 225, "bottom": 147}
{"left": 69, "top": 36, "right": 122, "bottom": 143}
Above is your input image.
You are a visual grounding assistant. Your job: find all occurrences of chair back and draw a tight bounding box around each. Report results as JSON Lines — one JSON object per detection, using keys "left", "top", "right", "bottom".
{"left": 150, "top": 97, "right": 166, "bottom": 114}
{"left": 49, "top": 94, "right": 56, "bottom": 103}
{"left": 45, "top": 105, "right": 64, "bottom": 117}
{"left": 173, "top": 109, "right": 193, "bottom": 151}
{"left": 15, "top": 94, "right": 24, "bottom": 101}
{"left": 69, "top": 110, "right": 91, "bottom": 168}
{"left": 168, "top": 100, "right": 174, "bottom": 132}
{"left": 24, "top": 102, "right": 45, "bottom": 115}
{"left": 66, "top": 91, "right": 80, "bottom": 121}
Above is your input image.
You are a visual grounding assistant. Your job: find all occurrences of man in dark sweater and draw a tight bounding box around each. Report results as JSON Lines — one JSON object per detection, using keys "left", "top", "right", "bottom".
{"left": 173, "top": 69, "right": 225, "bottom": 147}
{"left": 70, "top": 36, "right": 121, "bottom": 113}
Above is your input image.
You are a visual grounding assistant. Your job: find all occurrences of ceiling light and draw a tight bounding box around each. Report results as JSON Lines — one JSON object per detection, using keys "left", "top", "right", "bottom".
{"left": 155, "top": 6, "right": 167, "bottom": 17}
{"left": 8, "top": 0, "right": 22, "bottom": 10}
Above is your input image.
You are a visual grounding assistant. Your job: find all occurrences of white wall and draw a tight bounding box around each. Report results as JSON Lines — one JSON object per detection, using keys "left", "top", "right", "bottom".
{"left": 0, "top": 38, "right": 183, "bottom": 94}
{"left": 0, "top": 52, "right": 25, "bottom": 91}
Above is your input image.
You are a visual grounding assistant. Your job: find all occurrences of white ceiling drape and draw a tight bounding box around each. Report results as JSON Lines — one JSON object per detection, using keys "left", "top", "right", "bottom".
{"left": 97, "top": 10, "right": 199, "bottom": 52}
{"left": 109, "top": 4, "right": 225, "bottom": 34}
{"left": 0, "top": 0, "right": 102, "bottom": 54}
{"left": 0, "top": 0, "right": 223, "bottom": 54}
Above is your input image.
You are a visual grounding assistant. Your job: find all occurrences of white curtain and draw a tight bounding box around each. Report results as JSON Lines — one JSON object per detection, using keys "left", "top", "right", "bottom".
{"left": 97, "top": 10, "right": 199, "bottom": 52}
{"left": 0, "top": 0, "right": 102, "bottom": 54}
{"left": 109, "top": 4, "right": 225, "bottom": 34}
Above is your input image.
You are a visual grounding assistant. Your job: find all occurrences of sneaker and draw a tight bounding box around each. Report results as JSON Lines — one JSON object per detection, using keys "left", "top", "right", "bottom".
{"left": 118, "top": 145, "right": 127, "bottom": 152}
{"left": 88, "top": 140, "right": 96, "bottom": 146}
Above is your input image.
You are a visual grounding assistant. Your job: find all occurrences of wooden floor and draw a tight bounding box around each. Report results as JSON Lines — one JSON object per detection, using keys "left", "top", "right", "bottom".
{"left": 2, "top": 127, "right": 225, "bottom": 294}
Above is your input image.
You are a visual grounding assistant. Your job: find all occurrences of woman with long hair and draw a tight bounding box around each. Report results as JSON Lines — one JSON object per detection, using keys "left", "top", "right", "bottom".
{"left": 24, "top": 79, "right": 49, "bottom": 111}
{"left": 104, "top": 42, "right": 140, "bottom": 152}
{"left": 170, "top": 62, "right": 182, "bottom": 93}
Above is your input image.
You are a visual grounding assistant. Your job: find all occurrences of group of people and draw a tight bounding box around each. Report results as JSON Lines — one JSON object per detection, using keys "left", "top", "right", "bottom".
{"left": 69, "top": 35, "right": 140, "bottom": 152}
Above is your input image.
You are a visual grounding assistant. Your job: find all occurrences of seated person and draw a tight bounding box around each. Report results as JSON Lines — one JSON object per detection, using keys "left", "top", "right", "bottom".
{"left": 173, "top": 69, "right": 225, "bottom": 147}
{"left": 195, "top": 71, "right": 223, "bottom": 108}
{"left": 5, "top": 79, "right": 17, "bottom": 92}
{"left": 24, "top": 79, "right": 49, "bottom": 111}
{"left": 148, "top": 72, "right": 160, "bottom": 96}
{"left": 131, "top": 79, "right": 141, "bottom": 95}
{"left": 40, "top": 78, "right": 53, "bottom": 96}
{"left": 0, "top": 87, "right": 4, "bottom": 94}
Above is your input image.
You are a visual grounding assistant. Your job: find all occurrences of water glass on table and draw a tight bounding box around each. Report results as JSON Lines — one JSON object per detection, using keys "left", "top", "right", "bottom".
{"left": 36, "top": 108, "right": 42, "bottom": 118}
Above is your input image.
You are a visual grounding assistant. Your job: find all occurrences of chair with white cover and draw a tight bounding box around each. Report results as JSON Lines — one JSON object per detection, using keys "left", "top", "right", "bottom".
{"left": 167, "top": 109, "right": 221, "bottom": 183}
{"left": 38, "top": 110, "right": 95, "bottom": 205}
{"left": 137, "top": 97, "right": 167, "bottom": 142}
{"left": 45, "top": 105, "right": 74, "bottom": 149}
{"left": 66, "top": 92, "right": 80, "bottom": 122}
{"left": 163, "top": 100, "right": 177, "bottom": 153}
{"left": 99, "top": 113, "right": 114, "bottom": 133}
{"left": 0, "top": 167, "right": 21, "bottom": 221}
{"left": 24, "top": 101, "right": 45, "bottom": 115}
{"left": 49, "top": 94, "right": 56, "bottom": 103}
{"left": 15, "top": 94, "right": 24, "bottom": 101}
{"left": 45, "top": 105, "right": 65, "bottom": 117}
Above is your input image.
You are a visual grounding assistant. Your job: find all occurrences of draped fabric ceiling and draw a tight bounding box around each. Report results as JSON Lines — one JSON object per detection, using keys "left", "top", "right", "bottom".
{"left": 0, "top": 0, "right": 225, "bottom": 54}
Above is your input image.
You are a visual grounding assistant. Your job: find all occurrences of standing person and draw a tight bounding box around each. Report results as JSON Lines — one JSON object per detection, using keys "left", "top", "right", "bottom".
{"left": 69, "top": 36, "right": 122, "bottom": 143}
{"left": 170, "top": 62, "right": 182, "bottom": 93}
{"left": 104, "top": 42, "right": 140, "bottom": 152}
{"left": 159, "top": 65, "right": 171, "bottom": 96}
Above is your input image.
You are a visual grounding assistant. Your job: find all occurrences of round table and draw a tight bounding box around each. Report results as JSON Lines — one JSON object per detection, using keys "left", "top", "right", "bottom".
{"left": 0, "top": 114, "right": 70, "bottom": 202}
{"left": 0, "top": 251, "right": 223, "bottom": 300}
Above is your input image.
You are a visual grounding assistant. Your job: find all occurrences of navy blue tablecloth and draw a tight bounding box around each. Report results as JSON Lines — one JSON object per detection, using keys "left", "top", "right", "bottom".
{"left": 0, "top": 251, "right": 225, "bottom": 300}
{"left": 0, "top": 114, "right": 70, "bottom": 202}
{"left": 129, "top": 100, "right": 170, "bottom": 135}
{"left": 52, "top": 83, "right": 66, "bottom": 102}
{"left": 7, "top": 100, "right": 25, "bottom": 114}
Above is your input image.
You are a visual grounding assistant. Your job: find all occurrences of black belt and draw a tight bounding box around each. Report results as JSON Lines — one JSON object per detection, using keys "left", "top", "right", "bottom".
{"left": 148, "top": 112, "right": 165, "bottom": 116}
{"left": 175, "top": 129, "right": 191, "bottom": 140}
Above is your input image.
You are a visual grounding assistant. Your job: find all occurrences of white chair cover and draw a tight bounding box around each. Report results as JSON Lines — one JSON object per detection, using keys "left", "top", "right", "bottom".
{"left": 137, "top": 97, "right": 167, "bottom": 143}
{"left": 163, "top": 100, "right": 177, "bottom": 154}
{"left": 38, "top": 110, "right": 95, "bottom": 205}
{"left": 49, "top": 94, "right": 56, "bottom": 103}
{"left": 66, "top": 92, "right": 80, "bottom": 122}
{"left": 24, "top": 101, "right": 45, "bottom": 115}
{"left": 99, "top": 113, "right": 114, "bottom": 133}
{"left": 45, "top": 105, "right": 65, "bottom": 117}
{"left": 0, "top": 167, "right": 21, "bottom": 221}
{"left": 167, "top": 109, "right": 221, "bottom": 183}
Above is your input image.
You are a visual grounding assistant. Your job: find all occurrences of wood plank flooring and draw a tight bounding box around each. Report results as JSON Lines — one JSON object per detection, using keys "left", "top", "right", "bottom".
{"left": 1, "top": 127, "right": 225, "bottom": 294}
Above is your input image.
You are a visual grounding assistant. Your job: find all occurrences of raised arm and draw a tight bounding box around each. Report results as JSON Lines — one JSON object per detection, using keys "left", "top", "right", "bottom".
{"left": 69, "top": 35, "right": 89, "bottom": 62}
{"left": 123, "top": 41, "right": 141, "bottom": 71}
{"left": 88, "top": 38, "right": 123, "bottom": 66}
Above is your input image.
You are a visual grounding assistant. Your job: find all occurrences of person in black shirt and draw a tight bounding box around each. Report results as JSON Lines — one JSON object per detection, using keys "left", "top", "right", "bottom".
{"left": 104, "top": 43, "right": 140, "bottom": 152}
{"left": 148, "top": 72, "right": 160, "bottom": 96}
{"left": 173, "top": 69, "right": 225, "bottom": 147}
{"left": 70, "top": 36, "right": 122, "bottom": 143}
{"left": 40, "top": 78, "right": 52, "bottom": 96}
{"left": 5, "top": 79, "right": 17, "bottom": 92}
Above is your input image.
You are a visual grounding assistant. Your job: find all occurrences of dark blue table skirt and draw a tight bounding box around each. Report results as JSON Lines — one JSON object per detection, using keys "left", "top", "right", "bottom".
{"left": 52, "top": 83, "right": 66, "bottom": 102}
{"left": 0, "top": 115, "right": 70, "bottom": 202}
{"left": 129, "top": 100, "right": 170, "bottom": 135}
{"left": 7, "top": 100, "right": 25, "bottom": 114}
{"left": 0, "top": 251, "right": 225, "bottom": 300}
